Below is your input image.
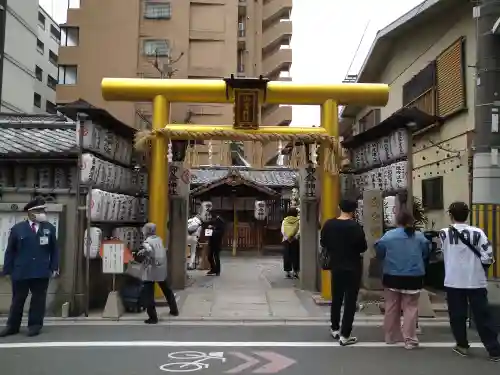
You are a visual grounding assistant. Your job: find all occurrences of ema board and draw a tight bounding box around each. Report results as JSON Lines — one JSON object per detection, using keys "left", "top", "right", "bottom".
{"left": 0, "top": 213, "right": 60, "bottom": 267}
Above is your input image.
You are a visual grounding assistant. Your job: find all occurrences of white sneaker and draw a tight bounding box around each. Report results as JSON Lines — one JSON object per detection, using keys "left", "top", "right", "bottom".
{"left": 339, "top": 336, "right": 358, "bottom": 346}
{"left": 330, "top": 329, "right": 340, "bottom": 340}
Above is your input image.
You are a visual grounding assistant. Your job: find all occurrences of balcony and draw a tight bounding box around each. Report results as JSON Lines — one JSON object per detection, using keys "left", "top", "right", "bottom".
{"left": 263, "top": 0, "right": 292, "bottom": 27}
{"left": 262, "top": 105, "right": 292, "bottom": 126}
{"left": 262, "top": 20, "right": 292, "bottom": 53}
{"left": 262, "top": 48, "right": 292, "bottom": 78}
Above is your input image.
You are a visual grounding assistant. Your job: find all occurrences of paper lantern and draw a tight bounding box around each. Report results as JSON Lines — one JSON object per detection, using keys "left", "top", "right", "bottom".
{"left": 254, "top": 200, "right": 267, "bottom": 220}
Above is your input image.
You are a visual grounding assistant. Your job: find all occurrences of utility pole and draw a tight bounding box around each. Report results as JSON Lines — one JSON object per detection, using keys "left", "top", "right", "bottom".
{"left": 473, "top": 0, "right": 500, "bottom": 206}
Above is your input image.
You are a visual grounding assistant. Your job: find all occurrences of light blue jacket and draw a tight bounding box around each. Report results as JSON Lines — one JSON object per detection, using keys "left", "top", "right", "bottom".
{"left": 374, "top": 228, "right": 430, "bottom": 277}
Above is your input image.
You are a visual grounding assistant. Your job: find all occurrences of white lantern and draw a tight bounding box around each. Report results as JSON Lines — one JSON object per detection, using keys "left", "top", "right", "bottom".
{"left": 254, "top": 200, "right": 267, "bottom": 220}
{"left": 200, "top": 201, "right": 213, "bottom": 222}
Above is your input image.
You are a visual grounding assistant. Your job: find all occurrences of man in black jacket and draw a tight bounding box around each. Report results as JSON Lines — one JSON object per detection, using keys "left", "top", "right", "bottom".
{"left": 320, "top": 199, "right": 367, "bottom": 346}
{"left": 207, "top": 216, "right": 225, "bottom": 276}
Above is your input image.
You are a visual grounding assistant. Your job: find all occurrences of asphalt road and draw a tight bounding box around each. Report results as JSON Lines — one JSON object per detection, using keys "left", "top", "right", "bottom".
{"left": 0, "top": 325, "right": 496, "bottom": 375}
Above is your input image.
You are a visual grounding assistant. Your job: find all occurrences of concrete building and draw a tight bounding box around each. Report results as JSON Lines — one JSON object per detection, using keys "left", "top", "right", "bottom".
{"left": 34, "top": 6, "right": 60, "bottom": 114}
{"left": 0, "top": 0, "right": 38, "bottom": 113}
{"left": 340, "top": 0, "right": 473, "bottom": 230}
{"left": 56, "top": 0, "right": 293, "bottom": 165}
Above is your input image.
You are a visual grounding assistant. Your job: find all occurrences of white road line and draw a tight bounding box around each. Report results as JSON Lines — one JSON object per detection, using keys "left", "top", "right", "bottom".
{"left": 0, "top": 341, "right": 484, "bottom": 349}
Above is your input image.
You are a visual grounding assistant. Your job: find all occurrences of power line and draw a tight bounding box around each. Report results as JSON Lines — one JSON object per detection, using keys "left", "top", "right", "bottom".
{"left": 344, "top": 20, "right": 370, "bottom": 79}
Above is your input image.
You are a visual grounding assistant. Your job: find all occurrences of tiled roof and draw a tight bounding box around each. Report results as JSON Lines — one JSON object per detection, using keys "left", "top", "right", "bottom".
{"left": 190, "top": 167, "right": 297, "bottom": 187}
{"left": 0, "top": 115, "right": 77, "bottom": 156}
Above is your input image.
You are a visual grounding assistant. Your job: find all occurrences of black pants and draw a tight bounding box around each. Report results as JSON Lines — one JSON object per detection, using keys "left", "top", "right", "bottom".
{"left": 142, "top": 280, "right": 178, "bottom": 320}
{"left": 330, "top": 268, "right": 361, "bottom": 338}
{"left": 446, "top": 287, "right": 500, "bottom": 356}
{"left": 208, "top": 245, "right": 221, "bottom": 274}
{"left": 283, "top": 239, "right": 300, "bottom": 272}
{"left": 7, "top": 278, "right": 49, "bottom": 331}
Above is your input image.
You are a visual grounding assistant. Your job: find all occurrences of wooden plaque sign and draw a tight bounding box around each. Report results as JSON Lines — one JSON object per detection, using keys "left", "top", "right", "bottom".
{"left": 234, "top": 89, "right": 259, "bottom": 129}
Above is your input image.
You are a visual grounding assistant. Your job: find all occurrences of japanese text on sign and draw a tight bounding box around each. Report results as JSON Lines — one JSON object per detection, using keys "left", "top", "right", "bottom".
{"left": 169, "top": 162, "right": 190, "bottom": 199}
{"left": 102, "top": 242, "right": 125, "bottom": 274}
{"left": 234, "top": 89, "right": 259, "bottom": 129}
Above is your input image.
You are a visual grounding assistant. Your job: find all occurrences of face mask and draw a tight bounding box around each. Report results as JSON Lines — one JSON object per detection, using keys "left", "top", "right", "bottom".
{"left": 33, "top": 213, "right": 47, "bottom": 222}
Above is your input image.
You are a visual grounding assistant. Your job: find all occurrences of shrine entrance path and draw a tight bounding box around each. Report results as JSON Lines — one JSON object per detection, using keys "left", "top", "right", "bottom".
{"left": 173, "top": 256, "right": 328, "bottom": 320}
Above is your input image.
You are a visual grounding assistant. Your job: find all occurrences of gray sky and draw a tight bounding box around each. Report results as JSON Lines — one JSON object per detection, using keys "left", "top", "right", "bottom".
{"left": 39, "top": 0, "right": 423, "bottom": 126}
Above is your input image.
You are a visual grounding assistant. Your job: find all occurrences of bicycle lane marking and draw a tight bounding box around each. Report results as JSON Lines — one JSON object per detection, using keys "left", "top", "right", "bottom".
{"left": 159, "top": 351, "right": 226, "bottom": 372}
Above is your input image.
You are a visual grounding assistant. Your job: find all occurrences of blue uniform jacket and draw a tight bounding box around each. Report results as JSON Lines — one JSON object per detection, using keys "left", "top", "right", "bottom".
{"left": 374, "top": 228, "right": 430, "bottom": 277}
{"left": 2, "top": 221, "right": 60, "bottom": 280}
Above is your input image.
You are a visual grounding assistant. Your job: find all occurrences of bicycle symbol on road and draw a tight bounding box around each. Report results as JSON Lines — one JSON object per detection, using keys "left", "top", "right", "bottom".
{"left": 159, "top": 351, "right": 226, "bottom": 372}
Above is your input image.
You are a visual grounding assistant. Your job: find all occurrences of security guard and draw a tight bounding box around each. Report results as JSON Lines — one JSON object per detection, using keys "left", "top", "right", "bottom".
{"left": 0, "top": 198, "right": 59, "bottom": 337}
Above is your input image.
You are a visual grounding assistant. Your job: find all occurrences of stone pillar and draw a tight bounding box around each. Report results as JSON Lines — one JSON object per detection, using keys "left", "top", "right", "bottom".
{"left": 168, "top": 199, "right": 188, "bottom": 289}
{"left": 299, "top": 200, "right": 319, "bottom": 291}
{"left": 361, "top": 190, "right": 384, "bottom": 290}
{"left": 167, "top": 162, "right": 191, "bottom": 290}
{"left": 298, "top": 164, "right": 320, "bottom": 291}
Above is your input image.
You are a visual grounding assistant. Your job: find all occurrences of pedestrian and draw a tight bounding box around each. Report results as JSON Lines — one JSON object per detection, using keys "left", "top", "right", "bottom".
{"left": 0, "top": 198, "right": 59, "bottom": 337}
{"left": 187, "top": 214, "right": 203, "bottom": 270}
{"left": 320, "top": 199, "right": 367, "bottom": 346}
{"left": 281, "top": 207, "right": 300, "bottom": 279}
{"left": 374, "top": 209, "right": 430, "bottom": 349}
{"left": 207, "top": 216, "right": 225, "bottom": 276}
{"left": 439, "top": 202, "right": 500, "bottom": 361}
{"left": 136, "top": 223, "right": 179, "bottom": 324}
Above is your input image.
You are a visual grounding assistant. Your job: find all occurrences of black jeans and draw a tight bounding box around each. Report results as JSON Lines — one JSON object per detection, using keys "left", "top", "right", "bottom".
{"left": 208, "top": 245, "right": 221, "bottom": 274}
{"left": 330, "top": 268, "right": 361, "bottom": 338}
{"left": 283, "top": 239, "right": 300, "bottom": 272}
{"left": 7, "top": 278, "right": 49, "bottom": 330}
{"left": 446, "top": 287, "right": 500, "bottom": 356}
{"left": 142, "top": 280, "right": 178, "bottom": 320}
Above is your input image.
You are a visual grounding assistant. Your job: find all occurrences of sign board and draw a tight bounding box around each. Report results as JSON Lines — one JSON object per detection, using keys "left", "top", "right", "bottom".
{"left": 168, "top": 162, "right": 190, "bottom": 199}
{"left": 0, "top": 203, "right": 61, "bottom": 267}
{"left": 102, "top": 242, "right": 125, "bottom": 274}
{"left": 362, "top": 190, "right": 384, "bottom": 287}
{"left": 298, "top": 164, "right": 320, "bottom": 201}
{"left": 234, "top": 89, "right": 259, "bottom": 129}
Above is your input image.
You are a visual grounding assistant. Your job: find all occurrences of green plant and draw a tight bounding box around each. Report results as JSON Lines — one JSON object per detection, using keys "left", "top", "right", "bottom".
{"left": 413, "top": 196, "right": 428, "bottom": 228}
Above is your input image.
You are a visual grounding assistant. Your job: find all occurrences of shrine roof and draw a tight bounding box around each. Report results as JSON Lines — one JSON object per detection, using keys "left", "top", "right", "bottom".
{"left": 190, "top": 166, "right": 297, "bottom": 188}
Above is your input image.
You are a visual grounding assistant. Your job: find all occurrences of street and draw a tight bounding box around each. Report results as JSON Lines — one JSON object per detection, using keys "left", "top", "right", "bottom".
{"left": 0, "top": 324, "right": 497, "bottom": 374}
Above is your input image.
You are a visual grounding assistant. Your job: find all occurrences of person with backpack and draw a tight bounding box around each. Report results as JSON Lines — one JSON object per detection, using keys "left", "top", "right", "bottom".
{"left": 187, "top": 214, "right": 203, "bottom": 270}
{"left": 281, "top": 207, "right": 300, "bottom": 279}
{"left": 320, "top": 199, "right": 367, "bottom": 346}
{"left": 374, "top": 209, "right": 430, "bottom": 349}
{"left": 439, "top": 202, "right": 500, "bottom": 361}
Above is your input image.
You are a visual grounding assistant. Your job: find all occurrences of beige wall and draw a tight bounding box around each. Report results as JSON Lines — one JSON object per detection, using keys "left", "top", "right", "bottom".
{"left": 57, "top": 0, "right": 292, "bottom": 166}
{"left": 351, "top": 6, "right": 474, "bottom": 229}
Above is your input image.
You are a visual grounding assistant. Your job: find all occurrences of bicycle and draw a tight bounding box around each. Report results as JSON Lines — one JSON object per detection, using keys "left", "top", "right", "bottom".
{"left": 159, "top": 351, "right": 226, "bottom": 372}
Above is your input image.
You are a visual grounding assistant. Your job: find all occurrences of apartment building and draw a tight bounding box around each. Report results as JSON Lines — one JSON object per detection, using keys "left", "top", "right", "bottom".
{"left": 56, "top": 0, "right": 293, "bottom": 165}
{"left": 34, "top": 6, "right": 60, "bottom": 114}
{"left": 0, "top": 0, "right": 38, "bottom": 113}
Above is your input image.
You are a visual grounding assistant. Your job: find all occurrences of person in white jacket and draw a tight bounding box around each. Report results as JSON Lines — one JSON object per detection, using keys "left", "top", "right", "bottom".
{"left": 187, "top": 215, "right": 203, "bottom": 270}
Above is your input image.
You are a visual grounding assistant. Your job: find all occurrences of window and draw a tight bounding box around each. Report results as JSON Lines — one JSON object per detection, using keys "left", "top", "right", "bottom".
{"left": 49, "top": 50, "right": 58, "bottom": 66}
{"left": 47, "top": 75, "right": 57, "bottom": 90}
{"left": 34, "top": 93, "right": 41, "bottom": 108}
{"left": 35, "top": 66, "right": 43, "bottom": 82}
{"left": 46, "top": 101, "right": 57, "bottom": 114}
{"left": 421, "top": 176, "right": 444, "bottom": 210}
{"left": 58, "top": 65, "right": 77, "bottom": 84}
{"left": 436, "top": 38, "right": 466, "bottom": 117}
{"left": 50, "top": 25, "right": 61, "bottom": 43}
{"left": 37, "top": 39, "right": 44, "bottom": 54}
{"left": 358, "top": 109, "right": 381, "bottom": 132}
{"left": 144, "top": 2, "right": 171, "bottom": 19}
{"left": 61, "top": 27, "right": 79, "bottom": 46}
{"left": 69, "top": 0, "right": 80, "bottom": 8}
{"left": 143, "top": 39, "right": 169, "bottom": 56}
{"left": 38, "top": 12, "right": 45, "bottom": 29}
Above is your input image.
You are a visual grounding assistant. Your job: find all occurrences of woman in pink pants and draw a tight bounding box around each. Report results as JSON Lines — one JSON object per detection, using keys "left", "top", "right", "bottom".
{"left": 374, "top": 210, "right": 430, "bottom": 349}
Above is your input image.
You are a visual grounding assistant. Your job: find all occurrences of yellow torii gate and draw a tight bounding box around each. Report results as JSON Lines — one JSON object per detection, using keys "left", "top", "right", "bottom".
{"left": 101, "top": 76, "right": 389, "bottom": 300}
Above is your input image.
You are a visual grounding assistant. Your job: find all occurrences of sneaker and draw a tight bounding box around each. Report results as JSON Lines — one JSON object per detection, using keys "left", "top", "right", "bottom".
{"left": 404, "top": 340, "right": 419, "bottom": 350}
{"left": 144, "top": 318, "right": 159, "bottom": 324}
{"left": 453, "top": 346, "right": 469, "bottom": 357}
{"left": 285, "top": 272, "right": 292, "bottom": 279}
{"left": 293, "top": 272, "right": 299, "bottom": 279}
{"left": 330, "top": 329, "right": 340, "bottom": 340}
{"left": 339, "top": 336, "right": 358, "bottom": 346}
{"left": 489, "top": 355, "right": 500, "bottom": 362}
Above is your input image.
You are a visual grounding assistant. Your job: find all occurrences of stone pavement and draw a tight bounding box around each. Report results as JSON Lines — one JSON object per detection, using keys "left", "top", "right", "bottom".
{"left": 171, "top": 256, "right": 329, "bottom": 319}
